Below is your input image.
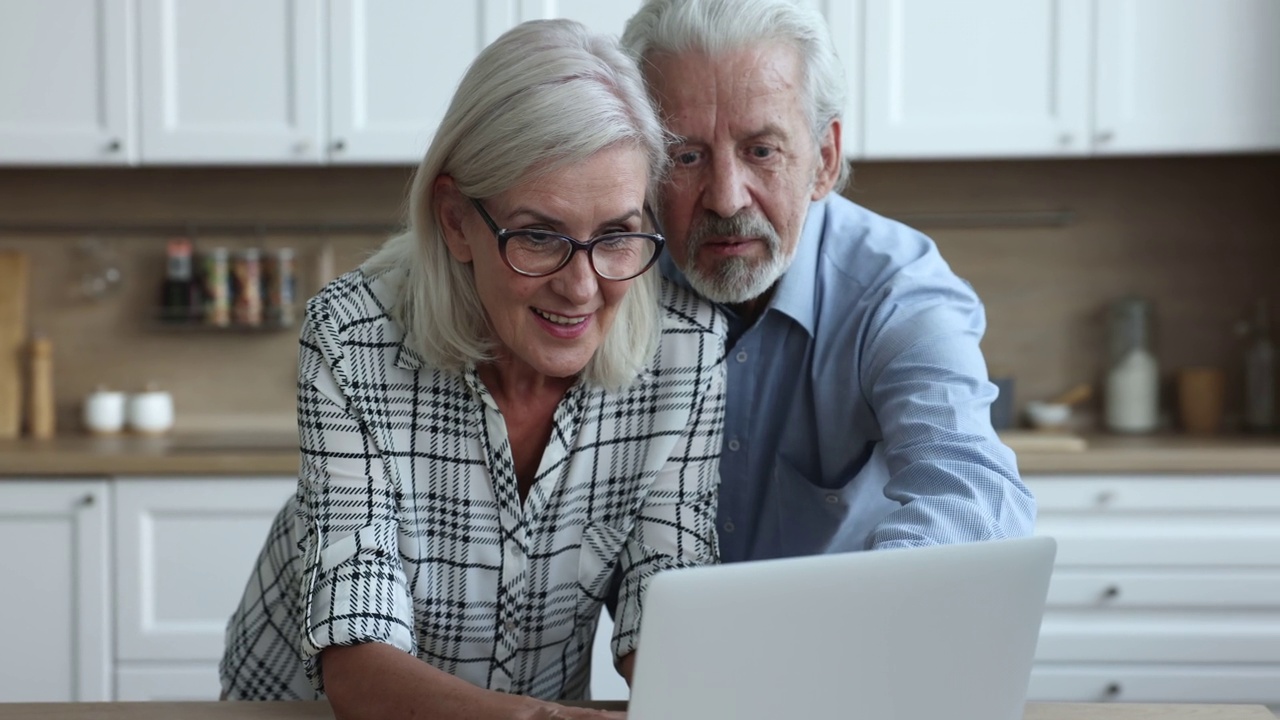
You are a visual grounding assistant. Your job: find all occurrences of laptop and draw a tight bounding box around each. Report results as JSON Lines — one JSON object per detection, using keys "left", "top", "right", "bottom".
{"left": 626, "top": 536, "right": 1057, "bottom": 720}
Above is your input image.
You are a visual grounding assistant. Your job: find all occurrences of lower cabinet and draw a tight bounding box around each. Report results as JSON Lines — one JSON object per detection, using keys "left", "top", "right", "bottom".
{"left": 1025, "top": 474, "right": 1280, "bottom": 710}
{"left": 113, "top": 477, "right": 298, "bottom": 699}
{"left": 0, "top": 480, "right": 111, "bottom": 702}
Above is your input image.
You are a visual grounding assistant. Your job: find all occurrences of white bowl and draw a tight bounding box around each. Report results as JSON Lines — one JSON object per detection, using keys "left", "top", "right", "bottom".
{"left": 1025, "top": 401, "right": 1071, "bottom": 429}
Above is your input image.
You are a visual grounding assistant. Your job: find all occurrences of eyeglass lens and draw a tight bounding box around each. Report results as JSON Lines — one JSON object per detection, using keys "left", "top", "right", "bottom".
{"left": 505, "top": 232, "right": 658, "bottom": 280}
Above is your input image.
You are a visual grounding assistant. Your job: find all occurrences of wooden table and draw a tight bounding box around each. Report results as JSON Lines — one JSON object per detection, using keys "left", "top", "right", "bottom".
{"left": 0, "top": 702, "right": 1272, "bottom": 719}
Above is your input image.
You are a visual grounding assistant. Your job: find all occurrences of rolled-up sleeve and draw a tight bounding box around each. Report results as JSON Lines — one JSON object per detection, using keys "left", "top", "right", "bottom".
{"left": 294, "top": 308, "right": 416, "bottom": 691}
{"left": 862, "top": 279, "right": 1037, "bottom": 549}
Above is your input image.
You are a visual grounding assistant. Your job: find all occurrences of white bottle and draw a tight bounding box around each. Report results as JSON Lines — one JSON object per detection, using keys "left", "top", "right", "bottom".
{"left": 1106, "top": 348, "right": 1159, "bottom": 433}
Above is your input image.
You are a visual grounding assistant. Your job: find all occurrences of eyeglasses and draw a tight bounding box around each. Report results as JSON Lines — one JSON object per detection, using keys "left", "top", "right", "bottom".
{"left": 469, "top": 198, "right": 665, "bottom": 281}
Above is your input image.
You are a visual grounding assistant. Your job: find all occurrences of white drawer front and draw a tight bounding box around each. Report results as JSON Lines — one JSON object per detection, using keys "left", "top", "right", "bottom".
{"left": 1035, "top": 515, "right": 1280, "bottom": 567}
{"left": 1028, "top": 662, "right": 1280, "bottom": 705}
{"left": 1036, "top": 612, "right": 1280, "bottom": 662}
{"left": 1026, "top": 476, "right": 1280, "bottom": 513}
{"left": 1047, "top": 569, "right": 1280, "bottom": 609}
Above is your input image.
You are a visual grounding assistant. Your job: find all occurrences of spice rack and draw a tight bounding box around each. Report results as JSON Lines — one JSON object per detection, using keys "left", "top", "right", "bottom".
{"left": 155, "top": 240, "right": 300, "bottom": 333}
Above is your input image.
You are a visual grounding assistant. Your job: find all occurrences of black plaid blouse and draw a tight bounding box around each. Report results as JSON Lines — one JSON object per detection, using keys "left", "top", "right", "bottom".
{"left": 220, "top": 266, "right": 726, "bottom": 701}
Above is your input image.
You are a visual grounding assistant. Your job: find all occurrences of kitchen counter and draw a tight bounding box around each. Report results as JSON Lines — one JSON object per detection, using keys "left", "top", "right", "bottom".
{"left": 0, "top": 432, "right": 300, "bottom": 476}
{"left": 0, "top": 702, "right": 1272, "bottom": 719}
{"left": 2, "top": 431, "right": 1280, "bottom": 477}
{"left": 1013, "top": 433, "right": 1280, "bottom": 474}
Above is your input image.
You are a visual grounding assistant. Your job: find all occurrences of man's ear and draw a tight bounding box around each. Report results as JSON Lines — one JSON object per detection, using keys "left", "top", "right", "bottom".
{"left": 811, "top": 118, "right": 843, "bottom": 200}
{"left": 435, "top": 175, "right": 473, "bottom": 263}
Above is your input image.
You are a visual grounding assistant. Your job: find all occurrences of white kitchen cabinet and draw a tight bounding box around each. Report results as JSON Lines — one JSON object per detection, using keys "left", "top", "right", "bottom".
{"left": 1093, "top": 0, "right": 1280, "bottom": 155}
{"left": 862, "top": 0, "right": 1092, "bottom": 159}
{"left": 136, "top": 0, "right": 323, "bottom": 164}
{"left": 0, "top": 0, "right": 134, "bottom": 164}
{"left": 113, "top": 477, "right": 296, "bottom": 666}
{"left": 0, "top": 481, "right": 111, "bottom": 702}
{"left": 1025, "top": 474, "right": 1280, "bottom": 707}
{"left": 327, "top": 1, "right": 504, "bottom": 164}
{"left": 115, "top": 662, "right": 224, "bottom": 702}
{"left": 513, "top": 0, "right": 645, "bottom": 39}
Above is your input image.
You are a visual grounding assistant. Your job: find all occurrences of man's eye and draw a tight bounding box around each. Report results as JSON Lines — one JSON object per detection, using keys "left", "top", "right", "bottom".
{"left": 748, "top": 145, "right": 773, "bottom": 159}
{"left": 674, "top": 150, "right": 701, "bottom": 166}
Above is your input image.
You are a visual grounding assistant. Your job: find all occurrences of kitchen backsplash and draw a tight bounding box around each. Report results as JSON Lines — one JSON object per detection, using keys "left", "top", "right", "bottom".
{"left": 0, "top": 156, "right": 1276, "bottom": 434}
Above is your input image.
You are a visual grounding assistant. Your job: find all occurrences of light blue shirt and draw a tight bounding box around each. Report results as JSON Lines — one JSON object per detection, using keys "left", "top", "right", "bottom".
{"left": 662, "top": 194, "right": 1036, "bottom": 563}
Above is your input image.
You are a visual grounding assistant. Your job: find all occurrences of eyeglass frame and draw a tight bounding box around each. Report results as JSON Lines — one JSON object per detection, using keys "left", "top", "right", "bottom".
{"left": 467, "top": 197, "right": 666, "bottom": 281}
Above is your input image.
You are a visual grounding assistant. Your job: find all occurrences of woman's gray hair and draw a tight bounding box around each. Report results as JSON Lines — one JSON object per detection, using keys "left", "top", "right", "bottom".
{"left": 622, "top": 0, "right": 849, "bottom": 193}
{"left": 364, "top": 19, "right": 668, "bottom": 392}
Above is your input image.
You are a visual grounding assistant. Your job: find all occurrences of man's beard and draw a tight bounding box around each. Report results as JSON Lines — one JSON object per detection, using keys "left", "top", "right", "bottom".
{"left": 681, "top": 211, "right": 793, "bottom": 305}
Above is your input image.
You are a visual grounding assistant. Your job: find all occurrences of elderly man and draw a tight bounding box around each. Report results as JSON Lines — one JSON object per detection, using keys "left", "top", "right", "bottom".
{"left": 621, "top": 0, "right": 1035, "bottom": 562}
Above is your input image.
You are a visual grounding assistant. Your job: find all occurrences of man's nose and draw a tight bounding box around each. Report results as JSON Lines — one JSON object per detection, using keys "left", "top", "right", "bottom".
{"left": 550, "top": 250, "right": 599, "bottom": 304}
{"left": 702, "top": 155, "right": 750, "bottom": 218}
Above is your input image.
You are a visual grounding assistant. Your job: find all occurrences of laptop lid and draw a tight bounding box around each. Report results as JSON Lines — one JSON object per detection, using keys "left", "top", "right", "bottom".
{"left": 627, "top": 536, "right": 1056, "bottom": 720}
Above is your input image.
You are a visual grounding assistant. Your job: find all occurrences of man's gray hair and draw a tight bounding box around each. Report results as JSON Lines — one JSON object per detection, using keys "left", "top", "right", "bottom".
{"left": 364, "top": 19, "right": 668, "bottom": 391}
{"left": 622, "top": 0, "right": 849, "bottom": 193}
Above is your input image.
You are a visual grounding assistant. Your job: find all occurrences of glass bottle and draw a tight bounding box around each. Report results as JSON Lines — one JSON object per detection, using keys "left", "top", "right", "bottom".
{"left": 1244, "top": 299, "right": 1276, "bottom": 433}
{"left": 1105, "top": 297, "right": 1159, "bottom": 434}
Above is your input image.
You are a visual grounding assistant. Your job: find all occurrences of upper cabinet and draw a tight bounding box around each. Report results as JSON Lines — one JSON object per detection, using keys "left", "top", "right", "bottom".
{"left": 0, "top": 0, "right": 133, "bottom": 164}
{"left": 859, "top": 0, "right": 1280, "bottom": 159}
{"left": 862, "top": 0, "right": 1090, "bottom": 158}
{"left": 513, "top": 0, "right": 644, "bottom": 38}
{"left": 1093, "top": 0, "right": 1280, "bottom": 155}
{"left": 2, "top": 0, "right": 1277, "bottom": 165}
{"left": 137, "top": 0, "right": 323, "bottom": 164}
{"left": 328, "top": 1, "right": 501, "bottom": 164}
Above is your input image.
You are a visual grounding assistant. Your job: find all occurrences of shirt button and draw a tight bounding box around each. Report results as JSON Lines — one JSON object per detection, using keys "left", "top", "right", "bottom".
{"left": 727, "top": 439, "right": 740, "bottom": 451}
{"left": 825, "top": 493, "right": 840, "bottom": 504}
{"left": 723, "top": 521, "right": 736, "bottom": 533}
{"left": 735, "top": 350, "right": 749, "bottom": 363}
{"left": 505, "top": 620, "right": 518, "bottom": 633}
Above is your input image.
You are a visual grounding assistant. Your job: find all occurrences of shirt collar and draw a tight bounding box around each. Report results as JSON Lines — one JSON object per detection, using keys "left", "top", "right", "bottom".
{"left": 767, "top": 197, "right": 826, "bottom": 337}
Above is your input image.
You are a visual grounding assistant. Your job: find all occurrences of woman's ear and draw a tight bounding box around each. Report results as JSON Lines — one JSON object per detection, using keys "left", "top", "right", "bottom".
{"left": 435, "top": 175, "right": 474, "bottom": 263}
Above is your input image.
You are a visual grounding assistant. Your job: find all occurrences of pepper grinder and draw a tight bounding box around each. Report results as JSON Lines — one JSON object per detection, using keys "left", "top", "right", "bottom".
{"left": 26, "top": 334, "right": 56, "bottom": 439}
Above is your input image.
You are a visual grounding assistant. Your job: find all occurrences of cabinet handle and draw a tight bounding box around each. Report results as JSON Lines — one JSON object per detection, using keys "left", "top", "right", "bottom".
{"left": 1095, "top": 490, "right": 1115, "bottom": 506}
{"left": 293, "top": 140, "right": 311, "bottom": 154}
{"left": 1103, "top": 682, "right": 1122, "bottom": 699}
{"left": 105, "top": 139, "right": 122, "bottom": 152}
{"left": 78, "top": 493, "right": 96, "bottom": 507}
{"left": 1095, "top": 130, "right": 1115, "bottom": 144}
{"left": 331, "top": 139, "right": 346, "bottom": 152}
{"left": 1058, "top": 133, "right": 1073, "bottom": 147}
{"left": 1101, "top": 585, "right": 1121, "bottom": 601}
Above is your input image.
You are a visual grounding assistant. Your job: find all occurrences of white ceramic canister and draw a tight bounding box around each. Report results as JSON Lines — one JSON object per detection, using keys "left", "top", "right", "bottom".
{"left": 127, "top": 384, "right": 175, "bottom": 434}
{"left": 83, "top": 386, "right": 127, "bottom": 435}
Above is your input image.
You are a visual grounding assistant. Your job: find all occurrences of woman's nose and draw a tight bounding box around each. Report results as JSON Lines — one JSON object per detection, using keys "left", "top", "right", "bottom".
{"left": 550, "top": 250, "right": 599, "bottom": 303}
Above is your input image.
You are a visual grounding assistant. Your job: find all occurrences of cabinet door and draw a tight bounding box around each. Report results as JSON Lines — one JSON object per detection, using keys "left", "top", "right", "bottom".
{"left": 137, "top": 0, "right": 323, "bottom": 164}
{"left": 1094, "top": 0, "right": 1280, "bottom": 154}
{"left": 115, "top": 662, "right": 222, "bottom": 701}
{"left": 328, "top": 1, "right": 499, "bottom": 163}
{"left": 114, "top": 477, "right": 297, "bottom": 662}
{"left": 514, "top": 0, "right": 645, "bottom": 38}
{"left": 0, "top": 481, "right": 111, "bottom": 702}
{"left": 0, "top": 0, "right": 133, "bottom": 165}
{"left": 863, "top": 0, "right": 1091, "bottom": 159}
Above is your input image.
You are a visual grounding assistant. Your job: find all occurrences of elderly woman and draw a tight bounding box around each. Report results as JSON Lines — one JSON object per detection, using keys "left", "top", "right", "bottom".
{"left": 219, "top": 18, "right": 725, "bottom": 720}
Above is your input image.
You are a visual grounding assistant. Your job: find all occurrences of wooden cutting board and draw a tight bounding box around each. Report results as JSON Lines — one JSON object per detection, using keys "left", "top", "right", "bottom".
{"left": 999, "top": 430, "right": 1088, "bottom": 453}
{"left": 0, "top": 252, "right": 29, "bottom": 439}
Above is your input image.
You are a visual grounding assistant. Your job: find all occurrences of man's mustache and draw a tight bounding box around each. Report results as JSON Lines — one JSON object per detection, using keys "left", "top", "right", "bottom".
{"left": 687, "top": 212, "right": 781, "bottom": 252}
